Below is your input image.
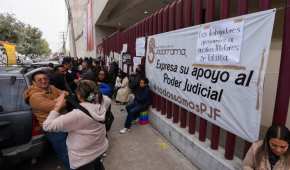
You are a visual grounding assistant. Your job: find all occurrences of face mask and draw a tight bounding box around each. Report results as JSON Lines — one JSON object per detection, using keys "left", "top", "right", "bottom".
{"left": 86, "top": 93, "right": 96, "bottom": 102}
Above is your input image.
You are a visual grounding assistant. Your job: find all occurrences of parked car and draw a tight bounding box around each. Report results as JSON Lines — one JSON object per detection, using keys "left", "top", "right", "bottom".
{"left": 0, "top": 66, "right": 52, "bottom": 168}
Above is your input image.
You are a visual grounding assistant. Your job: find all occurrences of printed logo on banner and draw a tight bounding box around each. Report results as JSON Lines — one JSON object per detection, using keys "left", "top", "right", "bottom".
{"left": 148, "top": 38, "right": 156, "bottom": 64}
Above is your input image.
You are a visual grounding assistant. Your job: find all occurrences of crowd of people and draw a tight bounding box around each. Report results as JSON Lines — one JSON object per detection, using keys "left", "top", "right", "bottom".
{"left": 23, "top": 57, "right": 290, "bottom": 170}
{"left": 24, "top": 57, "right": 150, "bottom": 170}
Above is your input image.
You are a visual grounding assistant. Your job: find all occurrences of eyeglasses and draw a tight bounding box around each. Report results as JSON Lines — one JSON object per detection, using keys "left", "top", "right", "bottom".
{"left": 35, "top": 77, "right": 48, "bottom": 82}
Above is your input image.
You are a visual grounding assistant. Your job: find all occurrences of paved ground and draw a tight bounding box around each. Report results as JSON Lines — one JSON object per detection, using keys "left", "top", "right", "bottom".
{"left": 11, "top": 102, "right": 198, "bottom": 170}
{"left": 104, "top": 103, "right": 198, "bottom": 170}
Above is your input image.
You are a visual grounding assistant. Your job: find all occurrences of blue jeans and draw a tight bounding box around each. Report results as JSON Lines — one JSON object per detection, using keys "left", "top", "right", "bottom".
{"left": 124, "top": 101, "right": 148, "bottom": 128}
{"left": 45, "top": 132, "right": 71, "bottom": 170}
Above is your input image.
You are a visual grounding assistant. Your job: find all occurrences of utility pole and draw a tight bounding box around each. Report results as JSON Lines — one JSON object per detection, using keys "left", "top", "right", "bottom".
{"left": 65, "top": 0, "right": 78, "bottom": 58}
{"left": 59, "top": 32, "right": 67, "bottom": 54}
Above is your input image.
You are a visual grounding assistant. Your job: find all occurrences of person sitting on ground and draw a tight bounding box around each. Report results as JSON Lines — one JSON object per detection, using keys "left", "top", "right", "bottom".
{"left": 24, "top": 70, "right": 70, "bottom": 170}
{"left": 120, "top": 78, "right": 151, "bottom": 134}
{"left": 115, "top": 71, "right": 130, "bottom": 104}
{"left": 43, "top": 80, "right": 111, "bottom": 170}
{"left": 243, "top": 125, "right": 290, "bottom": 170}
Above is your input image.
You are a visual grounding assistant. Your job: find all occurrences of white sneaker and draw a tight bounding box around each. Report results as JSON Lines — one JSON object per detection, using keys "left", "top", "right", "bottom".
{"left": 120, "top": 128, "right": 130, "bottom": 134}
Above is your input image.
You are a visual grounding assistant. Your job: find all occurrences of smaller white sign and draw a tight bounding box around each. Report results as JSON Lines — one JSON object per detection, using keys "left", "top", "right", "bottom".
{"left": 136, "top": 37, "right": 146, "bottom": 56}
{"left": 196, "top": 20, "right": 244, "bottom": 65}
{"left": 133, "top": 57, "right": 142, "bottom": 66}
{"left": 122, "top": 44, "right": 128, "bottom": 53}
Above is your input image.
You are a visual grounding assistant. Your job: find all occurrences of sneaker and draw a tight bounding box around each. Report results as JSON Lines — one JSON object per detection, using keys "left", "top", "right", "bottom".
{"left": 120, "top": 128, "right": 130, "bottom": 134}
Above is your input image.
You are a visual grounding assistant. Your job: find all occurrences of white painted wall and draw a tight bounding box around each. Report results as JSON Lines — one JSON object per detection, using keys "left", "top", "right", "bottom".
{"left": 69, "top": 0, "right": 110, "bottom": 58}
{"left": 261, "top": 39, "right": 282, "bottom": 127}
{"left": 68, "top": 0, "right": 87, "bottom": 58}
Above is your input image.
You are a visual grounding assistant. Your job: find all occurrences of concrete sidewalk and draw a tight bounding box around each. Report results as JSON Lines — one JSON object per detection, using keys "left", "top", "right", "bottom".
{"left": 104, "top": 102, "right": 199, "bottom": 170}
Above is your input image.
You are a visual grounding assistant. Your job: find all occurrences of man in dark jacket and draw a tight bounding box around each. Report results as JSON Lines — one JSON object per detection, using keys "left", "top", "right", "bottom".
{"left": 63, "top": 60, "right": 78, "bottom": 92}
{"left": 120, "top": 77, "right": 151, "bottom": 134}
{"left": 50, "top": 65, "right": 67, "bottom": 90}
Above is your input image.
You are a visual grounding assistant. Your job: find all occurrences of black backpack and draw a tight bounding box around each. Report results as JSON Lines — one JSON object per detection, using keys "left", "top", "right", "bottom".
{"left": 78, "top": 104, "right": 114, "bottom": 131}
{"left": 102, "top": 106, "right": 114, "bottom": 131}
{"left": 66, "top": 94, "right": 114, "bottom": 131}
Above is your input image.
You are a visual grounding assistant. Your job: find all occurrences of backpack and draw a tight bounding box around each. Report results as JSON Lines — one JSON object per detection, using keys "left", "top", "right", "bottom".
{"left": 77, "top": 103, "right": 114, "bottom": 131}
{"left": 101, "top": 107, "right": 114, "bottom": 131}
{"left": 66, "top": 94, "right": 114, "bottom": 131}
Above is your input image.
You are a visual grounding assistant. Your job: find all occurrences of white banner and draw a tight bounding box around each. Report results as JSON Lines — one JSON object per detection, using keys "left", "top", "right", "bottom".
{"left": 136, "top": 37, "right": 146, "bottom": 56}
{"left": 146, "top": 9, "right": 276, "bottom": 142}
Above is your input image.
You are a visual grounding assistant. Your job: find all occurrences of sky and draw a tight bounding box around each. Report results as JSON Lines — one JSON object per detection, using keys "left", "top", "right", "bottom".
{"left": 0, "top": 0, "right": 68, "bottom": 53}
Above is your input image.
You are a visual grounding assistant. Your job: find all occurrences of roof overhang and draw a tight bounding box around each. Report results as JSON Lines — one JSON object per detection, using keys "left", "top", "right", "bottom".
{"left": 96, "top": 0, "right": 173, "bottom": 29}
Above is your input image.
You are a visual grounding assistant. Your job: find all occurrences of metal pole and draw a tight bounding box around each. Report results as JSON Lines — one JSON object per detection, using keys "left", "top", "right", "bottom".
{"left": 59, "top": 32, "right": 66, "bottom": 54}
{"left": 273, "top": 0, "right": 290, "bottom": 125}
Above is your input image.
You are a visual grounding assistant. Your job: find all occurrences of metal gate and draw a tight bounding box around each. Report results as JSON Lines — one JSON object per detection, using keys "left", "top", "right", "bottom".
{"left": 99, "top": 0, "right": 290, "bottom": 160}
